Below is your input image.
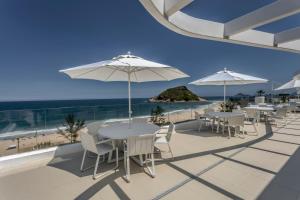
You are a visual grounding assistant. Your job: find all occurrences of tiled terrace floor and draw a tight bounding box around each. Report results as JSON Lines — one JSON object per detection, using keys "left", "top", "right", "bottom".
{"left": 1, "top": 114, "right": 300, "bottom": 200}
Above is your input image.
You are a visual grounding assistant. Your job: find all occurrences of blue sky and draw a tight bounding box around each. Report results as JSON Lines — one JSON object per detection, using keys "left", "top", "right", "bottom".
{"left": 0, "top": 0, "right": 299, "bottom": 101}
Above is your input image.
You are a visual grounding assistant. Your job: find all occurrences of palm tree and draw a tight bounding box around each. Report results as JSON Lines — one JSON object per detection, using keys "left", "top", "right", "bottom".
{"left": 59, "top": 114, "right": 85, "bottom": 143}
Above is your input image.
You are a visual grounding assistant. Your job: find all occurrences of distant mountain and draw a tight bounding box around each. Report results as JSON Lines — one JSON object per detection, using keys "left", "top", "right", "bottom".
{"left": 149, "top": 86, "right": 206, "bottom": 102}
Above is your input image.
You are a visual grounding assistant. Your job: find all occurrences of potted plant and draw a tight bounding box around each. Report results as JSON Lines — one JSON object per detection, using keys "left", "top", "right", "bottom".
{"left": 150, "top": 106, "right": 166, "bottom": 126}
{"left": 220, "top": 101, "right": 235, "bottom": 112}
{"left": 58, "top": 114, "right": 85, "bottom": 143}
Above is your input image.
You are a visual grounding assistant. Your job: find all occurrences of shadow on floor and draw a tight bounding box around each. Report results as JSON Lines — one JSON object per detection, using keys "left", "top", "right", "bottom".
{"left": 48, "top": 121, "right": 274, "bottom": 199}
{"left": 257, "top": 147, "right": 300, "bottom": 200}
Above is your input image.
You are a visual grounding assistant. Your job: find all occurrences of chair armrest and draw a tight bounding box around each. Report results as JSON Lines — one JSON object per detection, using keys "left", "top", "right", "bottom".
{"left": 96, "top": 138, "right": 112, "bottom": 144}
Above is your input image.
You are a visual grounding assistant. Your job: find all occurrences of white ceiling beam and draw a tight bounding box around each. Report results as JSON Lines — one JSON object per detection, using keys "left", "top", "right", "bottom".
{"left": 164, "top": 0, "right": 194, "bottom": 17}
{"left": 224, "top": 0, "right": 300, "bottom": 36}
{"left": 139, "top": 0, "right": 300, "bottom": 54}
{"left": 275, "top": 27, "right": 300, "bottom": 45}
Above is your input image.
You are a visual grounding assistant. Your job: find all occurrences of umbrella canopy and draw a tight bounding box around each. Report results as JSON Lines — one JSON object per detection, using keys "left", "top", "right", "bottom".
{"left": 275, "top": 73, "right": 300, "bottom": 90}
{"left": 60, "top": 52, "right": 189, "bottom": 122}
{"left": 189, "top": 68, "right": 268, "bottom": 105}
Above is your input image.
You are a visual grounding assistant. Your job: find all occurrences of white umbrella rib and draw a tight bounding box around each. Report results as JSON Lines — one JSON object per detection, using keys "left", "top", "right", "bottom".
{"left": 104, "top": 67, "right": 119, "bottom": 81}
{"left": 147, "top": 68, "right": 169, "bottom": 80}
{"left": 71, "top": 65, "right": 113, "bottom": 79}
{"left": 133, "top": 71, "right": 139, "bottom": 82}
{"left": 163, "top": 67, "right": 187, "bottom": 76}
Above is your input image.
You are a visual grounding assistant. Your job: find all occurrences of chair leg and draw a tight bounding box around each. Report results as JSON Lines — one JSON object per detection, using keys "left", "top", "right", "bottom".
{"left": 151, "top": 153, "right": 155, "bottom": 177}
{"left": 227, "top": 126, "right": 231, "bottom": 139}
{"left": 124, "top": 152, "right": 127, "bottom": 177}
{"left": 126, "top": 156, "right": 130, "bottom": 182}
{"left": 115, "top": 147, "right": 119, "bottom": 169}
{"left": 167, "top": 143, "right": 174, "bottom": 159}
{"left": 108, "top": 151, "right": 113, "bottom": 163}
{"left": 80, "top": 150, "right": 87, "bottom": 171}
{"left": 212, "top": 118, "right": 215, "bottom": 132}
{"left": 240, "top": 127, "right": 245, "bottom": 139}
{"left": 222, "top": 122, "right": 225, "bottom": 135}
{"left": 253, "top": 121, "right": 258, "bottom": 135}
{"left": 198, "top": 121, "right": 202, "bottom": 132}
{"left": 145, "top": 153, "right": 156, "bottom": 178}
{"left": 93, "top": 155, "right": 100, "bottom": 180}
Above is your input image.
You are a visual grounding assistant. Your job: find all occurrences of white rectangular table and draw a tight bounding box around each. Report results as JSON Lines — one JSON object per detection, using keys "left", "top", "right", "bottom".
{"left": 206, "top": 112, "right": 245, "bottom": 134}
{"left": 244, "top": 106, "right": 274, "bottom": 122}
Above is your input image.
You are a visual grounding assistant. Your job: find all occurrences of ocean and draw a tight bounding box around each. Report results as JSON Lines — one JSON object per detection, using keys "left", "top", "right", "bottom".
{"left": 0, "top": 97, "right": 222, "bottom": 139}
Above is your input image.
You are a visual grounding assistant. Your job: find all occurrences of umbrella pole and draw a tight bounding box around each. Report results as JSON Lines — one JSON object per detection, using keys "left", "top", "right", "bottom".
{"left": 128, "top": 73, "right": 132, "bottom": 124}
{"left": 223, "top": 82, "right": 226, "bottom": 112}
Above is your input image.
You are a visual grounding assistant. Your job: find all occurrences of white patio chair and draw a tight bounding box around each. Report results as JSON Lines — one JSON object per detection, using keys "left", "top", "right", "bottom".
{"left": 244, "top": 108, "right": 258, "bottom": 134}
{"left": 194, "top": 111, "right": 213, "bottom": 132}
{"left": 225, "top": 115, "right": 245, "bottom": 139}
{"left": 87, "top": 121, "right": 115, "bottom": 160}
{"left": 123, "top": 134, "right": 156, "bottom": 182}
{"left": 155, "top": 122, "right": 175, "bottom": 158}
{"left": 288, "top": 102, "right": 298, "bottom": 113}
{"left": 255, "top": 96, "right": 265, "bottom": 105}
{"left": 270, "top": 107, "right": 288, "bottom": 127}
{"left": 79, "top": 128, "right": 118, "bottom": 180}
{"left": 204, "top": 108, "right": 217, "bottom": 130}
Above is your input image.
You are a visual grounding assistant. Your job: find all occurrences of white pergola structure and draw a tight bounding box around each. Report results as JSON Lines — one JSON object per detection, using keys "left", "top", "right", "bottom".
{"left": 139, "top": 0, "right": 300, "bottom": 53}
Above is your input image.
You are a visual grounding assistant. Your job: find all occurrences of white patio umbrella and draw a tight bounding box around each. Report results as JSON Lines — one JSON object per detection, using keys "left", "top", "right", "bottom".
{"left": 59, "top": 52, "right": 189, "bottom": 122}
{"left": 275, "top": 73, "right": 300, "bottom": 98}
{"left": 189, "top": 68, "right": 268, "bottom": 105}
{"left": 275, "top": 73, "right": 300, "bottom": 91}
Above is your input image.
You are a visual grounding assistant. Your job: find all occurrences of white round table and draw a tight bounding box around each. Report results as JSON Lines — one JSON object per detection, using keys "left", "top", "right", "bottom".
{"left": 98, "top": 122, "right": 160, "bottom": 140}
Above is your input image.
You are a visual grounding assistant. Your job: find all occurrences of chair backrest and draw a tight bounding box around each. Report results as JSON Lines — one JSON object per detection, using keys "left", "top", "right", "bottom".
{"left": 79, "top": 128, "right": 98, "bottom": 154}
{"left": 87, "top": 121, "right": 104, "bottom": 135}
{"left": 227, "top": 115, "right": 245, "bottom": 127}
{"left": 126, "top": 134, "right": 155, "bottom": 156}
{"left": 194, "top": 111, "right": 200, "bottom": 120}
{"left": 166, "top": 123, "right": 175, "bottom": 142}
{"left": 276, "top": 107, "right": 287, "bottom": 118}
{"left": 255, "top": 96, "right": 265, "bottom": 104}
{"left": 244, "top": 108, "right": 258, "bottom": 119}
{"left": 289, "top": 102, "right": 297, "bottom": 110}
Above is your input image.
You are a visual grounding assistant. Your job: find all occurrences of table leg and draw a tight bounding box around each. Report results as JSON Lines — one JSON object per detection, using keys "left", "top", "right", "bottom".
{"left": 222, "top": 120, "right": 225, "bottom": 135}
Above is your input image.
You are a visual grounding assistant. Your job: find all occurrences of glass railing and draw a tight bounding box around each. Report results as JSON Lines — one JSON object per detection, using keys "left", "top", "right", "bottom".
{"left": 0, "top": 101, "right": 219, "bottom": 156}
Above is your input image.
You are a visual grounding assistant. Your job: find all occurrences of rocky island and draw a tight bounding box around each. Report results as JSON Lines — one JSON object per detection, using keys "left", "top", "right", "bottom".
{"left": 149, "top": 86, "right": 206, "bottom": 102}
